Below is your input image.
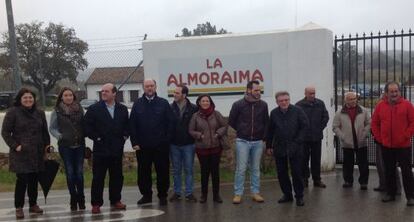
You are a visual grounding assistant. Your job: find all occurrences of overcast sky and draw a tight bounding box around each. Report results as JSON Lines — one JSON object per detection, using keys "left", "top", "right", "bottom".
{"left": 1, "top": 0, "right": 414, "bottom": 69}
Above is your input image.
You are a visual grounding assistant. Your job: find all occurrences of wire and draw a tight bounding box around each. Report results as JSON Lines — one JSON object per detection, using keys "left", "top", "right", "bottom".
{"left": 85, "top": 35, "right": 144, "bottom": 41}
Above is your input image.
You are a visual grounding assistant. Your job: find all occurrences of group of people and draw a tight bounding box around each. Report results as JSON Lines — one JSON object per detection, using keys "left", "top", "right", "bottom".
{"left": 1, "top": 79, "right": 414, "bottom": 219}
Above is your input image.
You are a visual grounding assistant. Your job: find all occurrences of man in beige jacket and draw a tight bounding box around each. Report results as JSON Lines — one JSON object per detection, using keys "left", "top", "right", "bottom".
{"left": 333, "top": 92, "right": 371, "bottom": 190}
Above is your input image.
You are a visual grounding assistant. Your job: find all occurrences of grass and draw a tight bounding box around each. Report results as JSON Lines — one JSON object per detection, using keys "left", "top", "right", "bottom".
{"left": 0, "top": 166, "right": 277, "bottom": 193}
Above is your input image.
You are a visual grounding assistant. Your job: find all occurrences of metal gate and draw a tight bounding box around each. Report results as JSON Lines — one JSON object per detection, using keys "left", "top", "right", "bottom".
{"left": 333, "top": 29, "right": 414, "bottom": 165}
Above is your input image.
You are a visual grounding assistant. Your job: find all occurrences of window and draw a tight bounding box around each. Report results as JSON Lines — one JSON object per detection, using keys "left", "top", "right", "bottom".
{"left": 130, "top": 90, "right": 139, "bottom": 102}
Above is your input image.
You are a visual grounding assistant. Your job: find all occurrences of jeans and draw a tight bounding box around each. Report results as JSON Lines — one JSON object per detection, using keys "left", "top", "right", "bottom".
{"left": 58, "top": 146, "right": 85, "bottom": 201}
{"left": 234, "top": 138, "right": 264, "bottom": 195}
{"left": 15, "top": 173, "right": 38, "bottom": 208}
{"left": 170, "top": 144, "right": 195, "bottom": 196}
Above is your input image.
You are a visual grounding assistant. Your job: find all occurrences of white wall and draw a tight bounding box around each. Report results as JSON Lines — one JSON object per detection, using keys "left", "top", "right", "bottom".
{"left": 86, "top": 83, "right": 143, "bottom": 106}
{"left": 143, "top": 24, "right": 335, "bottom": 170}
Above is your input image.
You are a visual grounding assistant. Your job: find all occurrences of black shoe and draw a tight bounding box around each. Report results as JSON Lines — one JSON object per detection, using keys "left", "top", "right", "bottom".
{"left": 278, "top": 195, "right": 293, "bottom": 203}
{"left": 78, "top": 196, "right": 86, "bottom": 210}
{"left": 360, "top": 184, "right": 368, "bottom": 190}
{"left": 382, "top": 194, "right": 396, "bottom": 203}
{"left": 373, "top": 187, "right": 385, "bottom": 192}
{"left": 185, "top": 194, "right": 197, "bottom": 202}
{"left": 314, "top": 181, "right": 327, "bottom": 188}
{"left": 342, "top": 182, "right": 353, "bottom": 188}
{"left": 296, "top": 198, "right": 305, "bottom": 206}
{"left": 407, "top": 198, "right": 414, "bottom": 206}
{"left": 70, "top": 196, "right": 78, "bottom": 211}
{"left": 213, "top": 195, "right": 223, "bottom": 203}
{"left": 137, "top": 196, "right": 152, "bottom": 205}
{"left": 199, "top": 195, "right": 207, "bottom": 203}
{"left": 168, "top": 193, "right": 181, "bottom": 202}
{"left": 159, "top": 198, "right": 168, "bottom": 206}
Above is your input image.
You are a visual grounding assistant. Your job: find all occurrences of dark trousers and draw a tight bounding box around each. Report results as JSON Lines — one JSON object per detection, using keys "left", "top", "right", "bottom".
{"left": 59, "top": 146, "right": 85, "bottom": 201}
{"left": 382, "top": 147, "right": 414, "bottom": 199}
{"left": 275, "top": 153, "right": 304, "bottom": 199}
{"left": 342, "top": 147, "right": 369, "bottom": 185}
{"left": 375, "top": 144, "right": 401, "bottom": 191}
{"left": 197, "top": 153, "right": 221, "bottom": 197}
{"left": 302, "top": 141, "right": 322, "bottom": 182}
{"left": 15, "top": 173, "right": 38, "bottom": 208}
{"left": 91, "top": 155, "right": 124, "bottom": 206}
{"left": 136, "top": 147, "right": 170, "bottom": 199}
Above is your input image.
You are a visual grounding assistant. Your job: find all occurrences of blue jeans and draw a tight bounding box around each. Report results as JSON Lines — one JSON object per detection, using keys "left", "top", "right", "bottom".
{"left": 234, "top": 138, "right": 264, "bottom": 195}
{"left": 170, "top": 144, "right": 195, "bottom": 196}
{"left": 58, "top": 146, "right": 85, "bottom": 199}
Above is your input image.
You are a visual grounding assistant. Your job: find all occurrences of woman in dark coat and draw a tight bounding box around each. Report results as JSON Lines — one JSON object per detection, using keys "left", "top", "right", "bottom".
{"left": 189, "top": 94, "right": 227, "bottom": 203}
{"left": 49, "top": 87, "right": 85, "bottom": 211}
{"left": 1, "top": 88, "right": 51, "bottom": 219}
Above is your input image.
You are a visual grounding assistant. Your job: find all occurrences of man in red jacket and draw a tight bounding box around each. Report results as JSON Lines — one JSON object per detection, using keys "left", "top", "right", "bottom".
{"left": 371, "top": 81, "right": 414, "bottom": 206}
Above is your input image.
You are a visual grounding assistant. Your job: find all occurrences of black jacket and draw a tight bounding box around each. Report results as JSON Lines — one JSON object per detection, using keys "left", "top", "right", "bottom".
{"left": 266, "top": 105, "right": 309, "bottom": 157}
{"left": 228, "top": 98, "right": 269, "bottom": 141}
{"left": 171, "top": 99, "right": 198, "bottom": 146}
{"left": 295, "top": 98, "right": 329, "bottom": 142}
{"left": 130, "top": 94, "right": 174, "bottom": 149}
{"left": 84, "top": 101, "right": 129, "bottom": 157}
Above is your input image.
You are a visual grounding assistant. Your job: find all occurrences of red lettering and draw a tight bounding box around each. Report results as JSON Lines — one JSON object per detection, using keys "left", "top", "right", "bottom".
{"left": 252, "top": 69, "right": 264, "bottom": 81}
{"left": 167, "top": 74, "right": 178, "bottom": 87}
{"left": 199, "top": 72, "right": 210, "bottom": 85}
{"left": 206, "top": 59, "right": 213, "bottom": 69}
{"left": 187, "top": 73, "right": 198, "bottom": 85}
{"left": 238, "top": 70, "right": 250, "bottom": 83}
{"left": 214, "top": 58, "right": 223, "bottom": 68}
{"left": 221, "top": 71, "right": 233, "bottom": 84}
{"left": 211, "top": 72, "right": 220, "bottom": 84}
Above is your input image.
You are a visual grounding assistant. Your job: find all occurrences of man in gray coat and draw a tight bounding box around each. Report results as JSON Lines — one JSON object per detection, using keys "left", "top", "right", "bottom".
{"left": 333, "top": 92, "right": 371, "bottom": 190}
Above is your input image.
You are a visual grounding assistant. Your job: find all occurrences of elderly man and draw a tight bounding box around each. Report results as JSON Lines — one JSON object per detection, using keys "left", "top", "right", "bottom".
{"left": 130, "top": 79, "right": 175, "bottom": 206}
{"left": 333, "top": 92, "right": 370, "bottom": 190}
{"left": 296, "top": 86, "right": 329, "bottom": 188}
{"left": 371, "top": 82, "right": 414, "bottom": 206}
{"left": 84, "top": 83, "right": 129, "bottom": 214}
{"left": 266, "top": 91, "right": 309, "bottom": 207}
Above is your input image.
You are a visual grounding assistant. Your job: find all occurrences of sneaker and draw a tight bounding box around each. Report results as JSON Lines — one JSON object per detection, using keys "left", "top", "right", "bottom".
{"left": 137, "top": 196, "right": 152, "bottom": 205}
{"left": 169, "top": 193, "right": 181, "bottom": 202}
{"left": 111, "top": 201, "right": 126, "bottom": 210}
{"left": 252, "top": 194, "right": 264, "bottom": 203}
{"left": 232, "top": 195, "right": 242, "bottom": 204}
{"left": 91, "top": 205, "right": 101, "bottom": 214}
{"left": 314, "top": 181, "right": 327, "bottom": 188}
{"left": 15, "top": 208, "right": 24, "bottom": 219}
{"left": 185, "top": 194, "right": 197, "bottom": 202}
{"left": 29, "top": 205, "right": 43, "bottom": 214}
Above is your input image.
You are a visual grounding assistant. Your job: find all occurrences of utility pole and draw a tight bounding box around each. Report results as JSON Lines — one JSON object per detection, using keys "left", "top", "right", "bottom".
{"left": 5, "top": 0, "right": 22, "bottom": 91}
{"left": 37, "top": 45, "right": 46, "bottom": 107}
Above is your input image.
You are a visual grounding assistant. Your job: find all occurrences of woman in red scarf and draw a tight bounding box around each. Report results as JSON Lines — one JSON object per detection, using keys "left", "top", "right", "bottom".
{"left": 189, "top": 94, "right": 228, "bottom": 203}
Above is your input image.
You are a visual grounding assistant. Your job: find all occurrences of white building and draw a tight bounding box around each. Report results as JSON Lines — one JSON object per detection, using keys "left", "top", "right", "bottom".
{"left": 85, "top": 67, "right": 144, "bottom": 107}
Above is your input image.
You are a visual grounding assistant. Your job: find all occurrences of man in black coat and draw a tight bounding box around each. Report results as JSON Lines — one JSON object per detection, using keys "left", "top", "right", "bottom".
{"left": 130, "top": 79, "right": 175, "bottom": 206}
{"left": 266, "top": 91, "right": 309, "bottom": 207}
{"left": 295, "top": 86, "right": 329, "bottom": 188}
{"left": 84, "top": 83, "right": 129, "bottom": 214}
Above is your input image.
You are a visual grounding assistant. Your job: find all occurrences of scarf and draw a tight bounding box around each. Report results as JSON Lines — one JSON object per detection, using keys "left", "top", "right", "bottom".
{"left": 199, "top": 105, "right": 215, "bottom": 119}
{"left": 59, "top": 102, "right": 80, "bottom": 115}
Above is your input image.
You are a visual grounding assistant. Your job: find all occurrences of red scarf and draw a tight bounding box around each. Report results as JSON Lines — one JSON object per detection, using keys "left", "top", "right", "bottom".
{"left": 199, "top": 105, "right": 215, "bottom": 119}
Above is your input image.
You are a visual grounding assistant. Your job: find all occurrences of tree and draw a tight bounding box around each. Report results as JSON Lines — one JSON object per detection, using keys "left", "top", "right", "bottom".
{"left": 176, "top": 22, "right": 228, "bottom": 37}
{"left": 0, "top": 21, "right": 88, "bottom": 95}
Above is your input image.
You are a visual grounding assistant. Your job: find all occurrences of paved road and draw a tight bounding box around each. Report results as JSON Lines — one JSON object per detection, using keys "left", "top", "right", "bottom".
{"left": 0, "top": 170, "right": 413, "bottom": 221}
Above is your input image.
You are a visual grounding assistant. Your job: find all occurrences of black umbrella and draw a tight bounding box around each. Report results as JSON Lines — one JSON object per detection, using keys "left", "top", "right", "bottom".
{"left": 38, "top": 159, "right": 60, "bottom": 204}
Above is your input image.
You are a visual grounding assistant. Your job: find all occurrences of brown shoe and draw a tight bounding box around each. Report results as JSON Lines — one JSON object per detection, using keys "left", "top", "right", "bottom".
{"left": 29, "top": 205, "right": 43, "bottom": 214}
{"left": 111, "top": 201, "right": 126, "bottom": 210}
{"left": 232, "top": 195, "right": 242, "bottom": 204}
{"left": 15, "top": 208, "right": 24, "bottom": 219}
